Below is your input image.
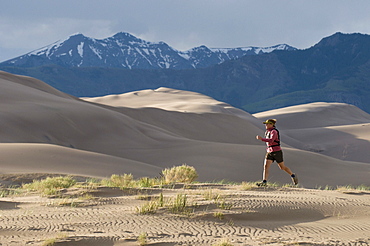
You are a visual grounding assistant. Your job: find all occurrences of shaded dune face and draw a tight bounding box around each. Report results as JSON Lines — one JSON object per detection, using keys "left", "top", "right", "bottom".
{"left": 0, "top": 71, "right": 369, "bottom": 187}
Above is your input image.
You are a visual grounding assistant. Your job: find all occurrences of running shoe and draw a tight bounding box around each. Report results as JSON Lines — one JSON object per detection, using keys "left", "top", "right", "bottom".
{"left": 291, "top": 174, "right": 298, "bottom": 185}
{"left": 256, "top": 181, "right": 267, "bottom": 187}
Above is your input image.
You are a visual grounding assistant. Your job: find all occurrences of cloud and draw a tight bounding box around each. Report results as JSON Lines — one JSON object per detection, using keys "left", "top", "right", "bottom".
{"left": 0, "top": 17, "right": 114, "bottom": 49}
{"left": 1, "top": 0, "right": 370, "bottom": 61}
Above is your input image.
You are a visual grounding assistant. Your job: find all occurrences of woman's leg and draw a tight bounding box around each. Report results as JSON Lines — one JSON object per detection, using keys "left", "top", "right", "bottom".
{"left": 263, "top": 159, "right": 273, "bottom": 181}
{"left": 277, "top": 161, "right": 293, "bottom": 175}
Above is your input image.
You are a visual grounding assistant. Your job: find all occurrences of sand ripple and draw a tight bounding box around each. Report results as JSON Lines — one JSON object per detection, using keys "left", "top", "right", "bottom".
{"left": 1, "top": 185, "right": 369, "bottom": 245}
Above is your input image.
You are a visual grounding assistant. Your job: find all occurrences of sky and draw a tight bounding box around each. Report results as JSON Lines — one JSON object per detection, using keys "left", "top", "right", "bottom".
{"left": 1, "top": 0, "right": 370, "bottom": 62}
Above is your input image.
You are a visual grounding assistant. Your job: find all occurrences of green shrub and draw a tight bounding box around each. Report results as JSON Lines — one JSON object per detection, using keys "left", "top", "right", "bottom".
{"left": 162, "top": 164, "right": 198, "bottom": 184}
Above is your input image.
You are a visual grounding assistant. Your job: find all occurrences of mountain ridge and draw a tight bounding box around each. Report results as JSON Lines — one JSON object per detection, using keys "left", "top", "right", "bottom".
{"left": 1, "top": 32, "right": 296, "bottom": 69}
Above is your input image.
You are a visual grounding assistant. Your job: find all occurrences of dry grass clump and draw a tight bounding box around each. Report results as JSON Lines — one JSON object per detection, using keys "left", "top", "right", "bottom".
{"left": 136, "top": 200, "right": 160, "bottom": 215}
{"left": 102, "top": 174, "right": 165, "bottom": 189}
{"left": 101, "top": 164, "right": 198, "bottom": 189}
{"left": 0, "top": 187, "right": 20, "bottom": 197}
{"left": 168, "top": 193, "right": 192, "bottom": 214}
{"left": 41, "top": 233, "right": 67, "bottom": 246}
{"left": 18, "top": 164, "right": 198, "bottom": 198}
{"left": 23, "top": 176, "right": 76, "bottom": 196}
{"left": 101, "top": 173, "right": 135, "bottom": 187}
{"left": 162, "top": 164, "right": 198, "bottom": 184}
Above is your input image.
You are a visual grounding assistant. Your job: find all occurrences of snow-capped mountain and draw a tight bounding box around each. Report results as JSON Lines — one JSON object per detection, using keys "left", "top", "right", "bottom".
{"left": 1, "top": 32, "right": 296, "bottom": 69}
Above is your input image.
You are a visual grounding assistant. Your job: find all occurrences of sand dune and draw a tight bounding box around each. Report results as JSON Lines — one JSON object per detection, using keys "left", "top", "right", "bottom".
{"left": 0, "top": 70, "right": 369, "bottom": 187}
{"left": 1, "top": 71, "right": 370, "bottom": 245}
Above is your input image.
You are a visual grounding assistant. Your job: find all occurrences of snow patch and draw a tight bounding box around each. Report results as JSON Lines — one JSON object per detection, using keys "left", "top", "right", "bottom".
{"left": 178, "top": 52, "right": 190, "bottom": 60}
{"left": 77, "top": 42, "right": 84, "bottom": 57}
{"left": 90, "top": 45, "right": 102, "bottom": 59}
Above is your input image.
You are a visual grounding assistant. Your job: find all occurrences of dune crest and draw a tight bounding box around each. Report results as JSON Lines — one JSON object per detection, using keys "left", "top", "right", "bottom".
{"left": 254, "top": 102, "right": 370, "bottom": 129}
{"left": 83, "top": 87, "right": 259, "bottom": 122}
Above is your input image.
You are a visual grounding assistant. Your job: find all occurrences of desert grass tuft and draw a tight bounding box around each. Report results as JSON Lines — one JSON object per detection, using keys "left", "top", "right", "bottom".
{"left": 137, "top": 192, "right": 196, "bottom": 216}
{"left": 47, "top": 198, "right": 83, "bottom": 207}
{"left": 137, "top": 232, "right": 148, "bottom": 246}
{"left": 212, "top": 238, "right": 234, "bottom": 246}
{"left": 240, "top": 182, "right": 256, "bottom": 190}
{"left": 315, "top": 185, "right": 335, "bottom": 190}
{"left": 136, "top": 200, "right": 160, "bottom": 214}
{"left": 216, "top": 198, "right": 233, "bottom": 210}
{"left": 41, "top": 233, "right": 67, "bottom": 246}
{"left": 213, "top": 211, "right": 224, "bottom": 220}
{"left": 0, "top": 187, "right": 20, "bottom": 197}
{"left": 337, "top": 184, "right": 370, "bottom": 191}
{"left": 42, "top": 238, "right": 57, "bottom": 246}
{"left": 202, "top": 189, "right": 222, "bottom": 200}
{"left": 23, "top": 176, "right": 76, "bottom": 196}
{"left": 136, "top": 192, "right": 166, "bottom": 214}
{"left": 202, "top": 189, "right": 233, "bottom": 210}
{"left": 168, "top": 193, "right": 190, "bottom": 214}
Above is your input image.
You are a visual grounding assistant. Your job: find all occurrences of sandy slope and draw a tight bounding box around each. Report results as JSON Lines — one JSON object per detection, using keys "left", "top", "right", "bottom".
{"left": 0, "top": 71, "right": 369, "bottom": 188}
{"left": 0, "top": 143, "right": 161, "bottom": 178}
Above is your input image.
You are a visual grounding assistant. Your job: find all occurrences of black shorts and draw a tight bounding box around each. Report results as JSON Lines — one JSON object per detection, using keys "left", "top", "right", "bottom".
{"left": 265, "top": 150, "right": 284, "bottom": 163}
